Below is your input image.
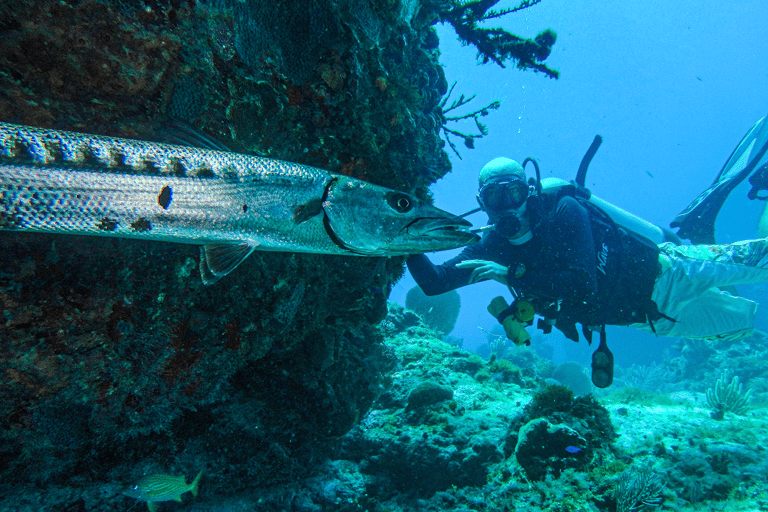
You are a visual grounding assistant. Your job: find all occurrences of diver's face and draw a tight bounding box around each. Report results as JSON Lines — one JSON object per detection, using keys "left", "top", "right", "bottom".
{"left": 477, "top": 178, "right": 530, "bottom": 222}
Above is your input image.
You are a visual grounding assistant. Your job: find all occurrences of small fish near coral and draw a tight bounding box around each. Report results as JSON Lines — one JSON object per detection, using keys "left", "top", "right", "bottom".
{"left": 122, "top": 470, "right": 203, "bottom": 511}
{"left": 0, "top": 122, "right": 478, "bottom": 284}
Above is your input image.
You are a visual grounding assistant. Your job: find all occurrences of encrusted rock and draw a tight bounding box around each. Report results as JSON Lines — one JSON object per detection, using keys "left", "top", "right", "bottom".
{"left": 406, "top": 381, "right": 454, "bottom": 410}
{"left": 515, "top": 418, "right": 589, "bottom": 481}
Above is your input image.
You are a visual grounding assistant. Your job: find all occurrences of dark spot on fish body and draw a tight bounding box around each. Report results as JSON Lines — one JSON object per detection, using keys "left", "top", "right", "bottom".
{"left": 97, "top": 217, "right": 118, "bottom": 231}
{"left": 242, "top": 204, "right": 248, "bottom": 213}
{"left": 158, "top": 186, "right": 172, "bottom": 210}
{"left": 166, "top": 157, "right": 186, "bottom": 177}
{"left": 193, "top": 162, "right": 215, "bottom": 178}
{"left": 1, "top": 136, "right": 32, "bottom": 162}
{"left": 134, "top": 158, "right": 161, "bottom": 174}
{"left": 131, "top": 218, "right": 152, "bottom": 232}
{"left": 106, "top": 148, "right": 127, "bottom": 170}
{"left": 42, "top": 140, "right": 63, "bottom": 163}
{"left": 73, "top": 143, "right": 100, "bottom": 166}
{"left": 191, "top": 166, "right": 216, "bottom": 178}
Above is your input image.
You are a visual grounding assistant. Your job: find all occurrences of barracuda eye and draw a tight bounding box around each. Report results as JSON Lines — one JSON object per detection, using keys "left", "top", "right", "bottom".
{"left": 386, "top": 192, "right": 414, "bottom": 213}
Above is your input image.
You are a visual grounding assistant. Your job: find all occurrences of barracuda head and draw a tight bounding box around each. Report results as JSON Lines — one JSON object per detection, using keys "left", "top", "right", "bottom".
{"left": 322, "top": 177, "right": 479, "bottom": 255}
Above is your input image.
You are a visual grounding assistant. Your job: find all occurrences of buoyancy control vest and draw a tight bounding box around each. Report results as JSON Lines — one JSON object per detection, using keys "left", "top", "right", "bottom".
{"left": 523, "top": 178, "right": 667, "bottom": 330}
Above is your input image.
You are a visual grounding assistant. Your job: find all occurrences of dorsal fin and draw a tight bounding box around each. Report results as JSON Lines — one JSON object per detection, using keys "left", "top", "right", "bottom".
{"left": 158, "top": 119, "right": 231, "bottom": 152}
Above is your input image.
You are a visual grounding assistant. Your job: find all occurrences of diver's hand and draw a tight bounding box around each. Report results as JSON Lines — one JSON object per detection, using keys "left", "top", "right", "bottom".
{"left": 456, "top": 260, "right": 509, "bottom": 285}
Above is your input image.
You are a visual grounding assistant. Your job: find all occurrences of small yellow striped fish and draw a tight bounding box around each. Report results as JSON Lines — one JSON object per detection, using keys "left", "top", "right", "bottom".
{"left": 122, "top": 470, "right": 203, "bottom": 511}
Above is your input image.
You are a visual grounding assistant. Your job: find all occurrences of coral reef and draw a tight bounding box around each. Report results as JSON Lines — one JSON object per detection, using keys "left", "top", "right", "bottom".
{"left": 614, "top": 469, "right": 664, "bottom": 512}
{"left": 706, "top": 374, "right": 752, "bottom": 419}
{"left": 550, "top": 360, "right": 593, "bottom": 396}
{"left": 514, "top": 418, "right": 591, "bottom": 481}
{"left": 4, "top": 298, "right": 768, "bottom": 509}
{"left": 440, "top": 82, "right": 501, "bottom": 158}
{"left": 0, "top": 0, "right": 456, "bottom": 507}
{"left": 437, "top": 0, "right": 559, "bottom": 78}
{"left": 502, "top": 384, "right": 617, "bottom": 482}
{"left": 614, "top": 330, "right": 768, "bottom": 405}
{"left": 404, "top": 284, "right": 461, "bottom": 335}
{"left": 215, "top": 303, "right": 768, "bottom": 510}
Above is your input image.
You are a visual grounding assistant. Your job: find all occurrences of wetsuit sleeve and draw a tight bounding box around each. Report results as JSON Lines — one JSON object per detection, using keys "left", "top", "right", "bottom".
{"left": 512, "top": 196, "right": 597, "bottom": 302}
{"left": 407, "top": 243, "right": 490, "bottom": 296}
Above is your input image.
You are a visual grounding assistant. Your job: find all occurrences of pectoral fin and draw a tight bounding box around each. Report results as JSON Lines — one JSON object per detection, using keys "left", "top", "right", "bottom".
{"left": 293, "top": 197, "right": 324, "bottom": 225}
{"left": 199, "top": 242, "right": 258, "bottom": 285}
{"left": 293, "top": 178, "right": 337, "bottom": 225}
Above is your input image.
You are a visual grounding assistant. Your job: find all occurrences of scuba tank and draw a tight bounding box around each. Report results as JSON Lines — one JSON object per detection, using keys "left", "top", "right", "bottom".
{"left": 538, "top": 177, "right": 681, "bottom": 245}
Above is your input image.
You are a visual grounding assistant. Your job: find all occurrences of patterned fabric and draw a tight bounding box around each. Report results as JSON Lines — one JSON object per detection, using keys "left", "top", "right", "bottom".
{"left": 631, "top": 239, "right": 768, "bottom": 340}
{"left": 659, "top": 240, "right": 768, "bottom": 270}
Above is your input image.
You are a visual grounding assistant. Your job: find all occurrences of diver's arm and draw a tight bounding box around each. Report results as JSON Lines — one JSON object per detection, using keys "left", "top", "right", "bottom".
{"left": 407, "top": 243, "right": 490, "bottom": 296}
{"left": 512, "top": 197, "right": 597, "bottom": 302}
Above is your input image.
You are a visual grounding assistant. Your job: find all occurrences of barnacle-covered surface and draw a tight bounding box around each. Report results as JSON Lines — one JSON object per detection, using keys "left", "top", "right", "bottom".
{"left": 0, "top": 0, "right": 448, "bottom": 508}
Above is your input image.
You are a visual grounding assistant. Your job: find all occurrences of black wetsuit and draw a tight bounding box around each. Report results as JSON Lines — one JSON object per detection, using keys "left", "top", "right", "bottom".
{"left": 407, "top": 195, "right": 663, "bottom": 341}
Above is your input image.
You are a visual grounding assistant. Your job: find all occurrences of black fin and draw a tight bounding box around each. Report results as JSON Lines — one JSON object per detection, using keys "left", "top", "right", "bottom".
{"left": 199, "top": 242, "right": 258, "bottom": 285}
{"left": 158, "top": 119, "right": 231, "bottom": 152}
{"left": 672, "top": 112, "right": 768, "bottom": 244}
{"left": 748, "top": 162, "right": 768, "bottom": 200}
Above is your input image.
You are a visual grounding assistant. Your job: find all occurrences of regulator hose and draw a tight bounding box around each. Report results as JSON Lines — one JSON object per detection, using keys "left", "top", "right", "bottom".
{"left": 576, "top": 135, "right": 603, "bottom": 187}
{"left": 522, "top": 157, "right": 542, "bottom": 195}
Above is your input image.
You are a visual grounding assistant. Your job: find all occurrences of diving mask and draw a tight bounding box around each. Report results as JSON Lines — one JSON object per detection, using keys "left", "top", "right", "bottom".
{"left": 477, "top": 180, "right": 529, "bottom": 213}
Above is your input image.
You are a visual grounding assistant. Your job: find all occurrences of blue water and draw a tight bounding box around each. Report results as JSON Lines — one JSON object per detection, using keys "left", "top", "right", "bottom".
{"left": 392, "top": 0, "right": 768, "bottom": 368}
{"left": 3, "top": 2, "right": 768, "bottom": 509}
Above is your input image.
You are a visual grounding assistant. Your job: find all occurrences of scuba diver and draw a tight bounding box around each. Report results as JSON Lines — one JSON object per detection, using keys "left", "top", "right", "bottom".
{"left": 407, "top": 154, "right": 768, "bottom": 388}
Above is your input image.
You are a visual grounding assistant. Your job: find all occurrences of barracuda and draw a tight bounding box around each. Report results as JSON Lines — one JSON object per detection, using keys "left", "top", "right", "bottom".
{"left": 0, "top": 122, "right": 478, "bottom": 284}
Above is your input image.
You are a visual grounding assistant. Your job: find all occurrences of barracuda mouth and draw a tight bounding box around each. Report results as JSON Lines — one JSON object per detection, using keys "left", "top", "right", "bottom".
{"left": 406, "top": 216, "right": 479, "bottom": 243}
{"left": 324, "top": 214, "right": 478, "bottom": 256}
